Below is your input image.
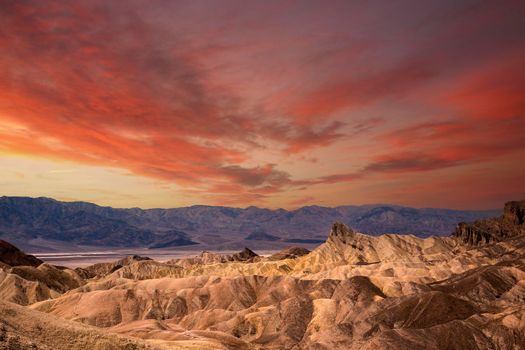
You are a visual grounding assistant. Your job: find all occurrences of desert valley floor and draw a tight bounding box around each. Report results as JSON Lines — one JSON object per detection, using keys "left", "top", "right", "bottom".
{"left": 1, "top": 200, "right": 524, "bottom": 350}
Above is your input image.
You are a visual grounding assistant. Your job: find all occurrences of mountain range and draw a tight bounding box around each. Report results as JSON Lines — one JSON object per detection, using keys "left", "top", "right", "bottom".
{"left": 0, "top": 196, "right": 499, "bottom": 251}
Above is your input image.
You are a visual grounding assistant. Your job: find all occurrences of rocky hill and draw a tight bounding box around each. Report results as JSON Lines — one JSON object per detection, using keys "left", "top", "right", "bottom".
{"left": 0, "top": 196, "right": 498, "bottom": 251}
{"left": 454, "top": 200, "right": 525, "bottom": 245}
{"left": 0, "top": 240, "right": 42, "bottom": 267}
{"left": 0, "top": 299, "right": 164, "bottom": 350}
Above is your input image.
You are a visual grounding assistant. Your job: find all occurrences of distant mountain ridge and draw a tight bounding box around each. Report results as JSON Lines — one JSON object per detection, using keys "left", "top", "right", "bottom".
{"left": 0, "top": 196, "right": 499, "bottom": 251}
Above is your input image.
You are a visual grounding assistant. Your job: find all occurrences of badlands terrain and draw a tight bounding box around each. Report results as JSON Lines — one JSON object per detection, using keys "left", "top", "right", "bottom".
{"left": 0, "top": 200, "right": 524, "bottom": 349}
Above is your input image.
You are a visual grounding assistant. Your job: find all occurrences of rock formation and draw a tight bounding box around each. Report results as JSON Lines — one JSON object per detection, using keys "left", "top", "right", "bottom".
{"left": 327, "top": 221, "right": 356, "bottom": 244}
{"left": 0, "top": 300, "right": 163, "bottom": 350}
{"left": 454, "top": 200, "right": 525, "bottom": 245}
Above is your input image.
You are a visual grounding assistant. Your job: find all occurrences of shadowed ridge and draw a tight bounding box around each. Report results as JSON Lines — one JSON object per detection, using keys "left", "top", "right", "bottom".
{"left": 229, "top": 247, "right": 258, "bottom": 262}
{"left": 0, "top": 240, "right": 43, "bottom": 267}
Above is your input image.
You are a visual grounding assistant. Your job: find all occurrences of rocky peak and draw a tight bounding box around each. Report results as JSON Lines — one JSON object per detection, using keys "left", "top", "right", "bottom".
{"left": 453, "top": 200, "right": 525, "bottom": 246}
{"left": 230, "top": 247, "right": 258, "bottom": 262}
{"left": 328, "top": 222, "right": 355, "bottom": 244}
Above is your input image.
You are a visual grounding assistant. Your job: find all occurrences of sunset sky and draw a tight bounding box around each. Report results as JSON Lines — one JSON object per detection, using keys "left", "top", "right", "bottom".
{"left": 1, "top": 0, "right": 524, "bottom": 209}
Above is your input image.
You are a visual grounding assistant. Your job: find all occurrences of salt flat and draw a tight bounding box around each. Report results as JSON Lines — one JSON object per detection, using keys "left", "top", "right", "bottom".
{"left": 33, "top": 249, "right": 283, "bottom": 268}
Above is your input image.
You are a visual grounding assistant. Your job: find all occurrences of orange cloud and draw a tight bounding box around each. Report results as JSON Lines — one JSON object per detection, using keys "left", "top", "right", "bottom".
{"left": 1, "top": 0, "right": 524, "bottom": 208}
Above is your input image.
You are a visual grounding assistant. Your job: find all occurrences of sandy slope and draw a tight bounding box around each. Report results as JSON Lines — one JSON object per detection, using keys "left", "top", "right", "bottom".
{"left": 0, "top": 299, "right": 168, "bottom": 350}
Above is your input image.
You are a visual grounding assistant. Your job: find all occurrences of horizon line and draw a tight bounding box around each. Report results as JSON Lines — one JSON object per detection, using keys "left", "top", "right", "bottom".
{"left": 0, "top": 195, "right": 503, "bottom": 212}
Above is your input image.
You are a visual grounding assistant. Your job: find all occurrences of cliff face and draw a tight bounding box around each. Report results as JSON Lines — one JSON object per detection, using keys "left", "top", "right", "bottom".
{"left": 454, "top": 200, "right": 525, "bottom": 246}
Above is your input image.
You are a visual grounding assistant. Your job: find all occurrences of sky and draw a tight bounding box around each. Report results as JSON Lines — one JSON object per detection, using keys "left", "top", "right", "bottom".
{"left": 0, "top": 0, "right": 524, "bottom": 210}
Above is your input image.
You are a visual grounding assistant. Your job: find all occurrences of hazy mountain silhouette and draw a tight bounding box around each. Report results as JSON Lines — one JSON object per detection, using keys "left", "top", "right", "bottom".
{"left": 0, "top": 196, "right": 499, "bottom": 251}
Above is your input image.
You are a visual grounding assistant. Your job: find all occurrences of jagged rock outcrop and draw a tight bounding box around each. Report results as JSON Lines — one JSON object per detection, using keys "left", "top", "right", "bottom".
{"left": 0, "top": 240, "right": 42, "bottom": 267}
{"left": 227, "top": 247, "right": 258, "bottom": 262}
{"left": 504, "top": 200, "right": 525, "bottom": 225}
{"left": 328, "top": 222, "right": 356, "bottom": 244}
{"left": 454, "top": 200, "right": 525, "bottom": 246}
